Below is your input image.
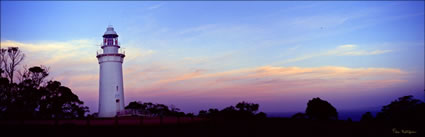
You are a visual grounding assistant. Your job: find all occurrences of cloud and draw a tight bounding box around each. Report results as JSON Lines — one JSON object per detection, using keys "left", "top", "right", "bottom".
{"left": 178, "top": 24, "right": 217, "bottom": 35}
{"left": 125, "top": 48, "right": 155, "bottom": 61}
{"left": 125, "top": 65, "right": 407, "bottom": 101}
{"left": 337, "top": 44, "right": 356, "bottom": 50}
{"left": 290, "top": 15, "right": 350, "bottom": 29}
{"left": 329, "top": 44, "right": 393, "bottom": 56}
{"left": 147, "top": 3, "right": 163, "bottom": 10}
{"left": 276, "top": 44, "right": 393, "bottom": 65}
{"left": 1, "top": 40, "right": 98, "bottom": 70}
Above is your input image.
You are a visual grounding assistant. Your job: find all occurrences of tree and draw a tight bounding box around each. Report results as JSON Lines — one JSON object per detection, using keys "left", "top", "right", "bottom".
{"left": 169, "top": 104, "right": 185, "bottom": 117}
{"left": 0, "top": 48, "right": 7, "bottom": 77}
{"left": 305, "top": 97, "right": 338, "bottom": 120}
{"left": 19, "top": 66, "right": 49, "bottom": 88}
{"left": 208, "top": 108, "right": 220, "bottom": 116}
{"left": 4, "top": 66, "right": 51, "bottom": 119}
{"left": 0, "top": 65, "right": 88, "bottom": 119}
{"left": 202, "top": 102, "right": 264, "bottom": 119}
{"left": 153, "top": 104, "right": 169, "bottom": 116}
{"left": 1, "top": 47, "right": 25, "bottom": 83}
{"left": 291, "top": 112, "right": 307, "bottom": 119}
{"left": 0, "top": 48, "right": 89, "bottom": 119}
{"left": 360, "top": 112, "right": 374, "bottom": 122}
{"left": 255, "top": 112, "right": 267, "bottom": 119}
{"left": 218, "top": 106, "right": 238, "bottom": 118}
{"left": 0, "top": 77, "right": 10, "bottom": 116}
{"left": 376, "top": 95, "right": 424, "bottom": 123}
{"left": 236, "top": 101, "right": 259, "bottom": 114}
{"left": 198, "top": 108, "right": 220, "bottom": 118}
{"left": 170, "top": 104, "right": 180, "bottom": 112}
{"left": 125, "top": 101, "right": 143, "bottom": 116}
{"left": 38, "top": 81, "right": 88, "bottom": 119}
{"left": 186, "top": 113, "right": 194, "bottom": 117}
{"left": 198, "top": 110, "right": 207, "bottom": 117}
{"left": 124, "top": 101, "right": 187, "bottom": 117}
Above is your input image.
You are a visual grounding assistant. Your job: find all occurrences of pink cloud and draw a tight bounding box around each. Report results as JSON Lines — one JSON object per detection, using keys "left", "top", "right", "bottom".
{"left": 124, "top": 65, "right": 407, "bottom": 101}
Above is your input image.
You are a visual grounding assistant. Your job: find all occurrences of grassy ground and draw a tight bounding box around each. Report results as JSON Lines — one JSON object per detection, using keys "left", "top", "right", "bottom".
{"left": 0, "top": 117, "right": 422, "bottom": 137}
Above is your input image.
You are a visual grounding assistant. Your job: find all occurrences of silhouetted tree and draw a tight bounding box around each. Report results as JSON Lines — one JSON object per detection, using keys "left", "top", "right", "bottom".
{"left": 0, "top": 65, "right": 88, "bottom": 119}
{"left": 219, "top": 106, "right": 238, "bottom": 118}
{"left": 0, "top": 48, "right": 88, "bottom": 119}
{"left": 37, "top": 80, "right": 88, "bottom": 119}
{"left": 198, "top": 110, "right": 207, "bottom": 117}
{"left": 170, "top": 104, "right": 180, "bottom": 112}
{"left": 208, "top": 108, "right": 220, "bottom": 117}
{"left": 291, "top": 112, "right": 307, "bottom": 119}
{"left": 305, "top": 97, "right": 338, "bottom": 120}
{"left": 123, "top": 101, "right": 266, "bottom": 119}
{"left": 18, "top": 66, "right": 49, "bottom": 87}
{"left": 0, "top": 49, "right": 7, "bottom": 77}
{"left": 152, "top": 104, "right": 169, "bottom": 116}
{"left": 360, "top": 112, "right": 374, "bottom": 122}
{"left": 255, "top": 112, "right": 267, "bottom": 119}
{"left": 201, "top": 102, "right": 264, "bottom": 119}
{"left": 376, "top": 95, "right": 424, "bottom": 124}
{"left": 347, "top": 117, "right": 352, "bottom": 122}
{"left": 236, "top": 101, "right": 259, "bottom": 114}
{"left": 3, "top": 67, "right": 44, "bottom": 118}
{"left": 124, "top": 101, "right": 188, "bottom": 117}
{"left": 0, "top": 77, "right": 10, "bottom": 115}
{"left": 169, "top": 104, "right": 186, "bottom": 117}
{"left": 125, "top": 101, "right": 143, "bottom": 116}
{"left": 186, "top": 113, "right": 194, "bottom": 117}
{"left": 1, "top": 47, "right": 25, "bottom": 83}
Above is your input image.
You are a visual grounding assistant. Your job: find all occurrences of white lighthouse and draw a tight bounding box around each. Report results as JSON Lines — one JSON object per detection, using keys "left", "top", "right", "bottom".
{"left": 97, "top": 26, "right": 125, "bottom": 117}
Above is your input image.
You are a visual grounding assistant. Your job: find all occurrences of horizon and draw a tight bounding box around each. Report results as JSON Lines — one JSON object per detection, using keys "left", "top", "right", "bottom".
{"left": 1, "top": 1, "right": 424, "bottom": 117}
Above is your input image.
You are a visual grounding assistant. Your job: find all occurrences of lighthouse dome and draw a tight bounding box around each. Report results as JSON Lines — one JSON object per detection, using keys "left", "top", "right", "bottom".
{"left": 103, "top": 26, "right": 118, "bottom": 37}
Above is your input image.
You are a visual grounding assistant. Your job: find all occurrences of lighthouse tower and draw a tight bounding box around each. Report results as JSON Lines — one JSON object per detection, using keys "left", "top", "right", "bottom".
{"left": 97, "top": 26, "right": 125, "bottom": 117}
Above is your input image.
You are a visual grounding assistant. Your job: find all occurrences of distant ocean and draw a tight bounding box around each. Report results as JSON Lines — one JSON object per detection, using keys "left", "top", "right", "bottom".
{"left": 265, "top": 110, "right": 380, "bottom": 121}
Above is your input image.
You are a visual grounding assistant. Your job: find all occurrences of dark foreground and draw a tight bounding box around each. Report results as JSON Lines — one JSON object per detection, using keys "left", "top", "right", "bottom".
{"left": 0, "top": 117, "right": 422, "bottom": 137}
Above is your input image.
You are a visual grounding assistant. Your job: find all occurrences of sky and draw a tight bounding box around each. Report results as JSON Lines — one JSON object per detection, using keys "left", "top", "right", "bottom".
{"left": 1, "top": 1, "right": 424, "bottom": 118}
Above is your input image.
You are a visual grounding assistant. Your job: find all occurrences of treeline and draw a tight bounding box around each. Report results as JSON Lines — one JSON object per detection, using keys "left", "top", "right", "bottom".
{"left": 0, "top": 47, "right": 88, "bottom": 119}
{"left": 124, "top": 101, "right": 267, "bottom": 119}
{"left": 197, "top": 101, "right": 266, "bottom": 119}
{"left": 126, "top": 95, "right": 425, "bottom": 125}
{"left": 291, "top": 97, "right": 338, "bottom": 120}
{"left": 360, "top": 95, "right": 425, "bottom": 124}
{"left": 289, "top": 95, "right": 425, "bottom": 126}
{"left": 124, "top": 101, "right": 193, "bottom": 117}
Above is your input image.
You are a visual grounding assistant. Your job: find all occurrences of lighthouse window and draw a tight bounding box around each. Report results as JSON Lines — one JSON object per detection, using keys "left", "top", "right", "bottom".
{"left": 116, "top": 86, "right": 118, "bottom": 91}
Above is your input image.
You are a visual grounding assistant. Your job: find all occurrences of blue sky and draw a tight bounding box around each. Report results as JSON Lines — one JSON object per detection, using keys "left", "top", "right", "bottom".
{"left": 1, "top": 1, "right": 424, "bottom": 117}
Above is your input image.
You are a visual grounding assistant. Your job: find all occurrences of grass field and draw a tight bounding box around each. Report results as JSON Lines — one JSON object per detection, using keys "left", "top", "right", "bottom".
{"left": 0, "top": 117, "right": 422, "bottom": 137}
